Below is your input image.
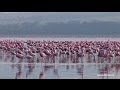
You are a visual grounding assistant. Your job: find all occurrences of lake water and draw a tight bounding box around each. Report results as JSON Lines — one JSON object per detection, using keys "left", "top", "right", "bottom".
{"left": 0, "top": 63, "right": 120, "bottom": 79}
{"left": 0, "top": 37, "right": 120, "bottom": 79}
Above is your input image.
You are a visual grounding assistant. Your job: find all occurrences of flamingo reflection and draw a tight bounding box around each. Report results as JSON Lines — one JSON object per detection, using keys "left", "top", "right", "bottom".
{"left": 15, "top": 64, "right": 23, "bottom": 79}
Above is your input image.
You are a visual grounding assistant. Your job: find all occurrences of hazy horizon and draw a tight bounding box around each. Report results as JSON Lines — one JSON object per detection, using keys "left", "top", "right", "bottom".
{"left": 0, "top": 12, "right": 120, "bottom": 37}
{"left": 1, "top": 12, "right": 120, "bottom": 24}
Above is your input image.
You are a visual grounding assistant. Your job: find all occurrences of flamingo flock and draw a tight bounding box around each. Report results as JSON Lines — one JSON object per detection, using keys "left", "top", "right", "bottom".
{"left": 0, "top": 39, "right": 120, "bottom": 63}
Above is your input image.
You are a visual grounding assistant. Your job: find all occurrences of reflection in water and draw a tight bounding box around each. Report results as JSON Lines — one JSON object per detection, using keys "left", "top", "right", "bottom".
{"left": 15, "top": 64, "right": 23, "bottom": 79}
{"left": 1, "top": 63, "right": 120, "bottom": 79}
{"left": 26, "top": 64, "right": 35, "bottom": 78}
{"left": 76, "top": 64, "right": 84, "bottom": 79}
{"left": 1, "top": 50, "right": 120, "bottom": 79}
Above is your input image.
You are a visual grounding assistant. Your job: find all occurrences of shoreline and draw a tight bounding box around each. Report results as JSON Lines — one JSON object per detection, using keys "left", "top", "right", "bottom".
{"left": 0, "top": 37, "right": 119, "bottom": 41}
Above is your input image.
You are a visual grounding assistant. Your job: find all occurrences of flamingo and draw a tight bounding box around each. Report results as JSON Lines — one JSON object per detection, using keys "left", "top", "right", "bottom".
{"left": 1, "top": 39, "right": 120, "bottom": 64}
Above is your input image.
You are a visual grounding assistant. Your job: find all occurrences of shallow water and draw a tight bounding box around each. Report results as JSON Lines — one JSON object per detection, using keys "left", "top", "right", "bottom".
{"left": 1, "top": 37, "right": 120, "bottom": 41}
{"left": 0, "top": 63, "right": 120, "bottom": 79}
{"left": 0, "top": 37, "right": 120, "bottom": 79}
{"left": 0, "top": 52, "right": 120, "bottom": 79}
